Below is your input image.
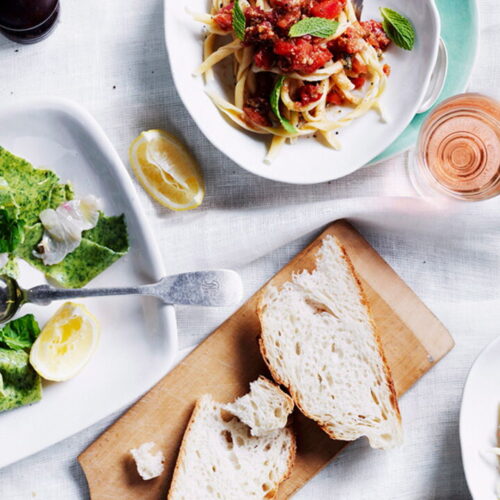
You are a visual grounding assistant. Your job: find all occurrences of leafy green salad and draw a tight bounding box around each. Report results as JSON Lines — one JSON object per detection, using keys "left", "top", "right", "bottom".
{"left": 0, "top": 145, "right": 130, "bottom": 413}
{"left": 0, "top": 314, "right": 41, "bottom": 412}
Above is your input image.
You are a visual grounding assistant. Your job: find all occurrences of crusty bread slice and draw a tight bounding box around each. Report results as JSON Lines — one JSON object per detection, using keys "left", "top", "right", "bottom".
{"left": 168, "top": 394, "right": 296, "bottom": 500}
{"left": 258, "top": 235, "right": 403, "bottom": 450}
{"left": 224, "top": 376, "right": 294, "bottom": 437}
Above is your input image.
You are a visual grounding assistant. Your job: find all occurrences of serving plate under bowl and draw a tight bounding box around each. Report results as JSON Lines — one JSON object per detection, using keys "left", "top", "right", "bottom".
{"left": 374, "top": 0, "right": 479, "bottom": 164}
{"left": 460, "top": 334, "right": 500, "bottom": 500}
{"left": 165, "top": 0, "right": 441, "bottom": 184}
{"left": 0, "top": 98, "right": 178, "bottom": 468}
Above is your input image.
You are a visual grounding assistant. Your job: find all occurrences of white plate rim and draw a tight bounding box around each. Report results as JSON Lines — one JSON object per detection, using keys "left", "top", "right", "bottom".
{"left": 164, "top": 0, "right": 441, "bottom": 184}
{"left": 0, "top": 96, "right": 178, "bottom": 468}
{"left": 459, "top": 334, "right": 500, "bottom": 500}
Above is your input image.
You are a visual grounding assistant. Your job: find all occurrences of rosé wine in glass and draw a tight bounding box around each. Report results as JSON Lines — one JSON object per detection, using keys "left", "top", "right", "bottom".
{"left": 410, "top": 93, "right": 500, "bottom": 201}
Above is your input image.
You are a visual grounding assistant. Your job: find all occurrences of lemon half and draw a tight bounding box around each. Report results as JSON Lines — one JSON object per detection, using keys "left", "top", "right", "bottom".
{"left": 30, "top": 302, "right": 100, "bottom": 382}
{"left": 129, "top": 129, "right": 205, "bottom": 211}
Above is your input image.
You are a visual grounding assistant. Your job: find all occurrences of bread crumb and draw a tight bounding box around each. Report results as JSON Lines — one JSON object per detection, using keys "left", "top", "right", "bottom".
{"left": 130, "top": 442, "right": 165, "bottom": 480}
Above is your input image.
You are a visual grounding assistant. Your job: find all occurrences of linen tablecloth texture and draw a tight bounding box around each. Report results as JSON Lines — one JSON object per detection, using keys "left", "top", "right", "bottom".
{"left": 1, "top": 1, "right": 499, "bottom": 499}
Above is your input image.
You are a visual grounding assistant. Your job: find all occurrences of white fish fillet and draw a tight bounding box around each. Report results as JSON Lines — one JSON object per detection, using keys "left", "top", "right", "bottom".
{"left": 33, "top": 195, "right": 102, "bottom": 266}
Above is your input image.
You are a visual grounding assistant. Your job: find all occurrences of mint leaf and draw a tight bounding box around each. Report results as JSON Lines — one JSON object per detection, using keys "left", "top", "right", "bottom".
{"left": 232, "top": 0, "right": 246, "bottom": 40}
{"left": 0, "top": 315, "right": 41, "bottom": 351}
{"left": 289, "top": 17, "right": 339, "bottom": 38}
{"left": 270, "top": 76, "right": 298, "bottom": 134}
{"left": 380, "top": 7, "right": 415, "bottom": 50}
{"left": 0, "top": 209, "right": 24, "bottom": 253}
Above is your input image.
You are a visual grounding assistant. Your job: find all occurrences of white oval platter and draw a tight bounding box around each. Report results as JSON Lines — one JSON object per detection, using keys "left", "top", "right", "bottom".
{"left": 0, "top": 98, "right": 178, "bottom": 468}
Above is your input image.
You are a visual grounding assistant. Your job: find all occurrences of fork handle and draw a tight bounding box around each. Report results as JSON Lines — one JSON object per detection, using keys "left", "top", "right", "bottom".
{"left": 27, "top": 284, "right": 147, "bottom": 306}
{"left": 25, "top": 270, "right": 243, "bottom": 307}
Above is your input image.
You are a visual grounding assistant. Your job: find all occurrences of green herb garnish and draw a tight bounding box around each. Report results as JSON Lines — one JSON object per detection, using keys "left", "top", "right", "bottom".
{"left": 270, "top": 76, "right": 298, "bottom": 134}
{"left": 0, "top": 209, "right": 23, "bottom": 253}
{"left": 0, "top": 315, "right": 40, "bottom": 351}
{"left": 380, "top": 7, "right": 415, "bottom": 51}
{"left": 289, "top": 17, "right": 339, "bottom": 38}
{"left": 232, "top": 0, "right": 246, "bottom": 40}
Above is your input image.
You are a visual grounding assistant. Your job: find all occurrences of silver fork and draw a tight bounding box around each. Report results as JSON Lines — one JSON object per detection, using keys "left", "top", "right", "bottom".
{"left": 351, "top": 0, "right": 364, "bottom": 19}
{"left": 0, "top": 270, "right": 244, "bottom": 323}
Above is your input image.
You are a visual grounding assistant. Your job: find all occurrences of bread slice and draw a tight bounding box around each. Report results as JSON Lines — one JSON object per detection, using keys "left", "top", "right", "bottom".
{"left": 168, "top": 394, "right": 296, "bottom": 500}
{"left": 258, "top": 235, "right": 403, "bottom": 450}
{"left": 224, "top": 376, "right": 294, "bottom": 437}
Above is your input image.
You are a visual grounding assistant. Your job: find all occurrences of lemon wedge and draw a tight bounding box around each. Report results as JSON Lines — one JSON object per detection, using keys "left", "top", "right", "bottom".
{"left": 30, "top": 302, "right": 100, "bottom": 382}
{"left": 129, "top": 129, "right": 205, "bottom": 211}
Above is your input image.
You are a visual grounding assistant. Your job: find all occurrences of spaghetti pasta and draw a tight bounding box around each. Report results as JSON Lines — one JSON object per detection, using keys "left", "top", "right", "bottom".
{"left": 192, "top": 0, "right": 393, "bottom": 161}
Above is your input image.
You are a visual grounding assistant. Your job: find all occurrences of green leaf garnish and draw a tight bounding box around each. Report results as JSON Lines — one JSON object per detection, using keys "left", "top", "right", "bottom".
{"left": 232, "top": 0, "right": 246, "bottom": 40}
{"left": 270, "top": 76, "right": 298, "bottom": 134}
{"left": 0, "top": 209, "right": 24, "bottom": 253}
{"left": 0, "top": 315, "right": 41, "bottom": 351}
{"left": 380, "top": 7, "right": 415, "bottom": 51}
{"left": 289, "top": 17, "right": 339, "bottom": 38}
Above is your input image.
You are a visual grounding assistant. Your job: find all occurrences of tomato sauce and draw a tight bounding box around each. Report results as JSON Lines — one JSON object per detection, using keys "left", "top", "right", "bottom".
{"left": 214, "top": 0, "right": 391, "bottom": 127}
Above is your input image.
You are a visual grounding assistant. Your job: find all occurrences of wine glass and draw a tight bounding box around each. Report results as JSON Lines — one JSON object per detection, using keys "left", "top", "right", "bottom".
{"left": 408, "top": 93, "right": 500, "bottom": 202}
{"left": 0, "top": 0, "right": 60, "bottom": 44}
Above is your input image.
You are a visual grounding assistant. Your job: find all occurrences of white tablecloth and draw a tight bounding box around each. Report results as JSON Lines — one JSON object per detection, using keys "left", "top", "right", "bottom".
{"left": 1, "top": 0, "right": 499, "bottom": 498}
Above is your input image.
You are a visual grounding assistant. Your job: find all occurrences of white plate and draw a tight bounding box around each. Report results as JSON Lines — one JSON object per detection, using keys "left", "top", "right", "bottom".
{"left": 460, "top": 335, "right": 500, "bottom": 500}
{"left": 0, "top": 98, "right": 178, "bottom": 468}
{"left": 164, "top": 0, "right": 441, "bottom": 184}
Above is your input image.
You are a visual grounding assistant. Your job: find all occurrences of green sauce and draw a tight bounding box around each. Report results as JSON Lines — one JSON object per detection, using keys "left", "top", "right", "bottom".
{"left": 0, "top": 147, "right": 73, "bottom": 226}
{"left": 0, "top": 348, "right": 42, "bottom": 412}
{"left": 0, "top": 146, "right": 129, "bottom": 288}
{"left": 15, "top": 214, "right": 129, "bottom": 288}
{"left": 0, "top": 255, "right": 19, "bottom": 279}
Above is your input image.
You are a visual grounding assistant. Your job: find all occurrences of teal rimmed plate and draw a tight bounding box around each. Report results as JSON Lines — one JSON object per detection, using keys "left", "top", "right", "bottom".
{"left": 373, "top": 0, "right": 480, "bottom": 163}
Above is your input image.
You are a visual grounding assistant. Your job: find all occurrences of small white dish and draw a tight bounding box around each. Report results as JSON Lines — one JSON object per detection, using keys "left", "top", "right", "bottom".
{"left": 460, "top": 335, "right": 500, "bottom": 500}
{"left": 0, "top": 98, "right": 178, "bottom": 468}
{"left": 165, "top": 0, "right": 441, "bottom": 184}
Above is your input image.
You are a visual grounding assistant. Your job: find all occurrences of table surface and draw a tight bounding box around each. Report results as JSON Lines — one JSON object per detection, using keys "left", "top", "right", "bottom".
{"left": 0, "top": 1, "right": 499, "bottom": 499}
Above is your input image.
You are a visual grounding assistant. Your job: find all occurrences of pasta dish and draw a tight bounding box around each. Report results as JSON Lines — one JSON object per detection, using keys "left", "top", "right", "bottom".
{"left": 191, "top": 0, "right": 393, "bottom": 162}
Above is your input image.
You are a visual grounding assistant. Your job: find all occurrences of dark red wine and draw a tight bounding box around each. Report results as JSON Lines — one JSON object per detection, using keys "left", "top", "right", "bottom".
{"left": 0, "top": 0, "right": 59, "bottom": 44}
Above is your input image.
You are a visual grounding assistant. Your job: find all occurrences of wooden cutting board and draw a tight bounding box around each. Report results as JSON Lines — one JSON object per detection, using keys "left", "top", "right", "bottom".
{"left": 79, "top": 220, "right": 454, "bottom": 499}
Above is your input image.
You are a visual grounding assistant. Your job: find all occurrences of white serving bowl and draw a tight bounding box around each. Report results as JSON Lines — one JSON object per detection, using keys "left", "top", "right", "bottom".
{"left": 165, "top": 0, "right": 441, "bottom": 184}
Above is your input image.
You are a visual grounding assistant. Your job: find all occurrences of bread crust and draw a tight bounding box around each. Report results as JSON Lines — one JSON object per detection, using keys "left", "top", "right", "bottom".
{"left": 280, "top": 427, "right": 297, "bottom": 486}
{"left": 167, "top": 398, "right": 204, "bottom": 500}
{"left": 337, "top": 242, "right": 401, "bottom": 425}
{"left": 167, "top": 396, "right": 297, "bottom": 499}
{"left": 257, "top": 237, "right": 401, "bottom": 443}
